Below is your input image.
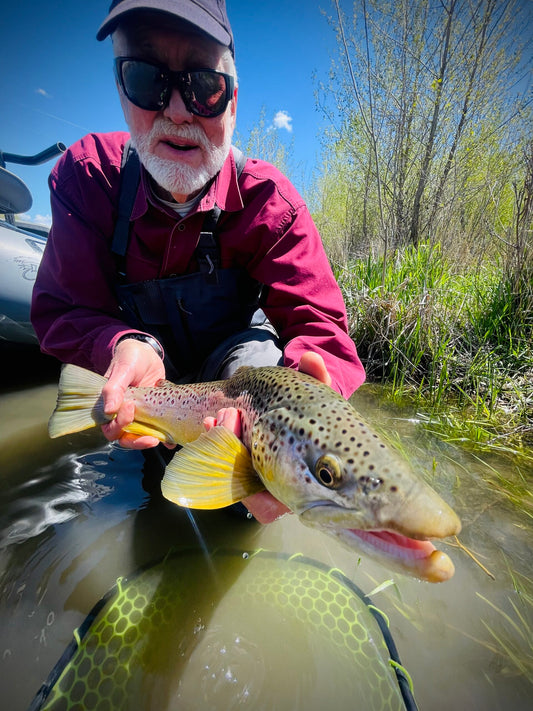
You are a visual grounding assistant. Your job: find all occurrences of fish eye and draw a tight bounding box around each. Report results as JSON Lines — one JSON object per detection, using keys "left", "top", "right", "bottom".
{"left": 314, "top": 455, "right": 343, "bottom": 489}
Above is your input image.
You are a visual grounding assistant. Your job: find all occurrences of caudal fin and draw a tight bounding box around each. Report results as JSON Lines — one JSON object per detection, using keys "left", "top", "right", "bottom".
{"left": 48, "top": 364, "right": 110, "bottom": 438}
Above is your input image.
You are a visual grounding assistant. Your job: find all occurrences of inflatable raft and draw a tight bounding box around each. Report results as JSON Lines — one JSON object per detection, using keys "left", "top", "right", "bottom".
{"left": 0, "top": 143, "right": 64, "bottom": 344}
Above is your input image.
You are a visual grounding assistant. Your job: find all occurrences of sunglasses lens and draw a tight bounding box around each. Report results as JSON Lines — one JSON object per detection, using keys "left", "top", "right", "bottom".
{"left": 183, "top": 72, "right": 230, "bottom": 117}
{"left": 120, "top": 60, "right": 167, "bottom": 111}
{"left": 116, "top": 60, "right": 232, "bottom": 117}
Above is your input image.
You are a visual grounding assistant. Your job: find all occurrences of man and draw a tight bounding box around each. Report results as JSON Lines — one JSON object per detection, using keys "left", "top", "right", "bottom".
{"left": 31, "top": 0, "right": 365, "bottom": 521}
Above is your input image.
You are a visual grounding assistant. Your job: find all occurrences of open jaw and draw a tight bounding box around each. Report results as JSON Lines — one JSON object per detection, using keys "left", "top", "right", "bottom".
{"left": 334, "top": 527, "right": 455, "bottom": 583}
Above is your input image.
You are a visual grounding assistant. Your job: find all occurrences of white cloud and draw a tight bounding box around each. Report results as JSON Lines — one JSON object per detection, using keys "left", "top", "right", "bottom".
{"left": 36, "top": 88, "right": 52, "bottom": 99}
{"left": 33, "top": 213, "right": 52, "bottom": 227}
{"left": 272, "top": 110, "right": 293, "bottom": 133}
{"left": 20, "top": 212, "right": 52, "bottom": 228}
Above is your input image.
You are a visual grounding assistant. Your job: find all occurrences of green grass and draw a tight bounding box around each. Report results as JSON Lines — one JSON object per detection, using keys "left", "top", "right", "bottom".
{"left": 335, "top": 242, "right": 533, "bottom": 455}
{"left": 477, "top": 587, "right": 533, "bottom": 683}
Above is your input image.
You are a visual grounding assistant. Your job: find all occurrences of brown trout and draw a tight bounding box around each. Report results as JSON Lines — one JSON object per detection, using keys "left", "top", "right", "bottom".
{"left": 49, "top": 363, "right": 461, "bottom": 582}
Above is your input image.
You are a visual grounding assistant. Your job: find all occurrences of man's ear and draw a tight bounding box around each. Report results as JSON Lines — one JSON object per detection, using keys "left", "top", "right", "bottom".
{"left": 230, "top": 85, "right": 238, "bottom": 126}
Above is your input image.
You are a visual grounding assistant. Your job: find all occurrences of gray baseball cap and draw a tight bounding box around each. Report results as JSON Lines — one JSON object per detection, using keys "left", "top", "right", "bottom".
{"left": 96, "top": 0, "right": 234, "bottom": 55}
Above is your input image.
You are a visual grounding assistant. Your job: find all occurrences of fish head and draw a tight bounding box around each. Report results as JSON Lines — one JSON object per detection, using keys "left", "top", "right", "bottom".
{"left": 251, "top": 403, "right": 461, "bottom": 583}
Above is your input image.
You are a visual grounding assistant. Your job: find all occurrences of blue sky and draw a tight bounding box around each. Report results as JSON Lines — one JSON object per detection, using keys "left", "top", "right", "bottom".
{"left": 1, "top": 1, "right": 341, "bottom": 224}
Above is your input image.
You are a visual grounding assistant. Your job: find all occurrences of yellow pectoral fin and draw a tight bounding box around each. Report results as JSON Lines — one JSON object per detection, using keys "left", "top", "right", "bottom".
{"left": 161, "top": 426, "right": 264, "bottom": 509}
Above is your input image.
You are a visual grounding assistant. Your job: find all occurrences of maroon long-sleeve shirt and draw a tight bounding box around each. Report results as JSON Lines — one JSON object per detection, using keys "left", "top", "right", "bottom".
{"left": 31, "top": 131, "right": 365, "bottom": 398}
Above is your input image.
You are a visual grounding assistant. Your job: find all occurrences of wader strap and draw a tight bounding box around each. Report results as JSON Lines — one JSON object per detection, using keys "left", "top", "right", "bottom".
{"left": 111, "top": 140, "right": 140, "bottom": 281}
{"left": 195, "top": 146, "right": 247, "bottom": 284}
{"left": 111, "top": 144, "right": 247, "bottom": 284}
{"left": 196, "top": 207, "right": 222, "bottom": 283}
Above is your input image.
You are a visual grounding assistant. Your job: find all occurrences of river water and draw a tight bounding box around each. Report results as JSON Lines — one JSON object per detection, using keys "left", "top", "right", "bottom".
{"left": 0, "top": 345, "right": 532, "bottom": 710}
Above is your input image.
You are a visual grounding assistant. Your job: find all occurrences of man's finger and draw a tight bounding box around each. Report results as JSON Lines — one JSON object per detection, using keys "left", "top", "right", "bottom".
{"left": 243, "top": 491, "right": 291, "bottom": 523}
{"left": 101, "top": 399, "right": 135, "bottom": 442}
{"left": 203, "top": 407, "right": 242, "bottom": 438}
{"left": 298, "top": 352, "right": 332, "bottom": 386}
{"left": 117, "top": 433, "right": 162, "bottom": 449}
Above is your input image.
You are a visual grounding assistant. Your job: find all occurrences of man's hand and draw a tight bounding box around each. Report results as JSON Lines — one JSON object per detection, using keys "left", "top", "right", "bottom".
{"left": 203, "top": 352, "right": 332, "bottom": 523}
{"left": 101, "top": 338, "right": 165, "bottom": 448}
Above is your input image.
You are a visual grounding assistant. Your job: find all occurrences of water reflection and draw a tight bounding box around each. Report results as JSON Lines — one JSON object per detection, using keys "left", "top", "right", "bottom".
{"left": 1, "top": 452, "right": 115, "bottom": 547}
{"left": 0, "top": 356, "right": 531, "bottom": 710}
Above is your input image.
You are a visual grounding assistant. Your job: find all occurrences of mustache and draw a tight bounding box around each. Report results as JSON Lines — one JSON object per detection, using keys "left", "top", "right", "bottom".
{"left": 144, "top": 119, "right": 211, "bottom": 150}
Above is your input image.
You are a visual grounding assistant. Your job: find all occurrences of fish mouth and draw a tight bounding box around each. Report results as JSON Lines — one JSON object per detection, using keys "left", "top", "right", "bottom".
{"left": 299, "top": 501, "right": 459, "bottom": 583}
{"left": 332, "top": 526, "right": 456, "bottom": 583}
{"left": 348, "top": 528, "right": 436, "bottom": 560}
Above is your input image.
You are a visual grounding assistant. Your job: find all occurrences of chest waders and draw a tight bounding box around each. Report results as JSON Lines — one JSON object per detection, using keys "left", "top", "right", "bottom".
{"left": 111, "top": 144, "right": 266, "bottom": 382}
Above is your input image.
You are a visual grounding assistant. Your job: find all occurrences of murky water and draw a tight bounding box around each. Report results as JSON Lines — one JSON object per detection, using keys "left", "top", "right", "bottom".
{"left": 1, "top": 346, "right": 532, "bottom": 710}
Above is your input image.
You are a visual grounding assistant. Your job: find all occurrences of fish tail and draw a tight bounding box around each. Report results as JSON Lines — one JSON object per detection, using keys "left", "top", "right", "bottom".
{"left": 48, "top": 364, "right": 111, "bottom": 438}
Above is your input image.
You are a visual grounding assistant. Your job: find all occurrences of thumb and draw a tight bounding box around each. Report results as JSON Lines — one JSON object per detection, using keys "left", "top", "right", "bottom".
{"left": 102, "top": 367, "right": 132, "bottom": 415}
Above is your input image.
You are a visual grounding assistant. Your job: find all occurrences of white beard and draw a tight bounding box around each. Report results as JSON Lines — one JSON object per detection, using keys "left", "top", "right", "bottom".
{"left": 130, "top": 119, "right": 232, "bottom": 199}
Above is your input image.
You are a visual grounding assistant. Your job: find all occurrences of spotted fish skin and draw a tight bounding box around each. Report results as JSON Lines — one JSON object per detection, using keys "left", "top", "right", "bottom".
{"left": 231, "top": 368, "right": 458, "bottom": 538}
{"left": 49, "top": 364, "right": 461, "bottom": 582}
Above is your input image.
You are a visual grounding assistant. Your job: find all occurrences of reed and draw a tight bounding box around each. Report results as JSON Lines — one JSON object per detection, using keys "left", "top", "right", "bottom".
{"left": 477, "top": 587, "right": 533, "bottom": 683}
{"left": 336, "top": 242, "right": 532, "bottom": 455}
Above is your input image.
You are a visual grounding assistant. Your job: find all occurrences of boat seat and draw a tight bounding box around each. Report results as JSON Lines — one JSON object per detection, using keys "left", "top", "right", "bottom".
{"left": 0, "top": 166, "right": 33, "bottom": 214}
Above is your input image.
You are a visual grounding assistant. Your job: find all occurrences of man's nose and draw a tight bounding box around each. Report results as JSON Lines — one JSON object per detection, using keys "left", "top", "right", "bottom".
{"left": 163, "top": 86, "right": 193, "bottom": 124}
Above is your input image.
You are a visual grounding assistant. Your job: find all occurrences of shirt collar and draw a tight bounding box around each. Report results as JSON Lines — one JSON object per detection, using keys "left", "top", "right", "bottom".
{"left": 130, "top": 147, "right": 244, "bottom": 221}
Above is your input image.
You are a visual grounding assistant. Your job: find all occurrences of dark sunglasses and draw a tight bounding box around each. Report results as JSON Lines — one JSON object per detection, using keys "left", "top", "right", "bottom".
{"left": 114, "top": 57, "right": 235, "bottom": 117}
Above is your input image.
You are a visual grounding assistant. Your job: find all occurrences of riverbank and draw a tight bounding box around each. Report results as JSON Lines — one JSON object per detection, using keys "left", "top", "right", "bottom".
{"left": 336, "top": 242, "right": 532, "bottom": 458}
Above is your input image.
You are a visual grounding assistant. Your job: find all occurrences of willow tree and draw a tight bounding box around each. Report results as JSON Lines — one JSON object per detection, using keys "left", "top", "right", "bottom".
{"left": 235, "top": 107, "right": 295, "bottom": 179}
{"left": 316, "top": 0, "right": 532, "bottom": 259}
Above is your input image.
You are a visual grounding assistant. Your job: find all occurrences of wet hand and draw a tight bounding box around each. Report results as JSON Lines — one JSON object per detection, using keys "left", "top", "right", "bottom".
{"left": 101, "top": 337, "right": 166, "bottom": 449}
